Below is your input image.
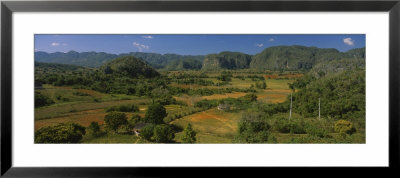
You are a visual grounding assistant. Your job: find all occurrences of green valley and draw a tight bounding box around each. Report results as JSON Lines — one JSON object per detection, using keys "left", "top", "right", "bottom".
{"left": 34, "top": 44, "right": 365, "bottom": 144}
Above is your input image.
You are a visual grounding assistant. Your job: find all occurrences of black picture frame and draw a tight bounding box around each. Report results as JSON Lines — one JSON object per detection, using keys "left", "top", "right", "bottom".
{"left": 1, "top": 0, "right": 399, "bottom": 177}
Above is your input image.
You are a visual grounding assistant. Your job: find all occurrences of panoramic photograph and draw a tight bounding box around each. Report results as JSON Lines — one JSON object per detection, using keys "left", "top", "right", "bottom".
{"left": 34, "top": 34, "right": 365, "bottom": 144}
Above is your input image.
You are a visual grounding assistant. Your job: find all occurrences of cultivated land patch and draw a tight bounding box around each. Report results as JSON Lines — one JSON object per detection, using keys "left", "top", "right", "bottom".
{"left": 35, "top": 86, "right": 150, "bottom": 120}
{"left": 202, "top": 92, "right": 247, "bottom": 100}
{"left": 257, "top": 89, "right": 292, "bottom": 103}
{"left": 171, "top": 108, "right": 241, "bottom": 143}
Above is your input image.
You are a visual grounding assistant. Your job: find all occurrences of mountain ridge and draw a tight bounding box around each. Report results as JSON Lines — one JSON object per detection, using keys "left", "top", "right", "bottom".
{"left": 35, "top": 45, "right": 365, "bottom": 71}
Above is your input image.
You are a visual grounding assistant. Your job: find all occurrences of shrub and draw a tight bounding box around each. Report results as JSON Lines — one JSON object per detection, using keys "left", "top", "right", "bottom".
{"left": 104, "top": 112, "right": 128, "bottom": 131}
{"left": 140, "top": 124, "right": 155, "bottom": 141}
{"left": 194, "top": 99, "right": 218, "bottom": 109}
{"left": 181, "top": 123, "right": 196, "bottom": 143}
{"left": 255, "top": 81, "right": 267, "bottom": 89}
{"left": 153, "top": 124, "right": 175, "bottom": 143}
{"left": 334, "top": 120, "right": 356, "bottom": 135}
{"left": 128, "top": 114, "right": 142, "bottom": 128}
{"left": 306, "top": 125, "right": 328, "bottom": 138}
{"left": 274, "top": 118, "right": 306, "bottom": 134}
{"left": 35, "top": 123, "right": 86, "bottom": 143}
{"left": 235, "top": 113, "right": 271, "bottom": 143}
{"left": 217, "top": 71, "right": 232, "bottom": 82}
{"left": 105, "top": 104, "right": 139, "bottom": 113}
{"left": 35, "top": 91, "right": 54, "bottom": 108}
{"left": 241, "top": 93, "right": 257, "bottom": 102}
{"left": 73, "top": 91, "right": 91, "bottom": 96}
{"left": 86, "top": 122, "right": 101, "bottom": 138}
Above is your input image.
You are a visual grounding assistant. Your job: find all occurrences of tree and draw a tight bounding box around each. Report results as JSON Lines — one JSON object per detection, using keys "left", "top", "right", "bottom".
{"left": 255, "top": 81, "right": 267, "bottom": 89}
{"left": 104, "top": 112, "right": 128, "bottom": 131}
{"left": 128, "top": 114, "right": 142, "bottom": 128}
{"left": 217, "top": 71, "right": 232, "bottom": 82}
{"left": 86, "top": 122, "right": 101, "bottom": 138}
{"left": 242, "top": 93, "right": 257, "bottom": 102}
{"left": 234, "top": 113, "right": 271, "bottom": 143}
{"left": 35, "top": 91, "right": 54, "bottom": 108}
{"left": 144, "top": 103, "right": 167, "bottom": 124}
{"left": 140, "top": 124, "right": 155, "bottom": 141}
{"left": 151, "top": 87, "right": 176, "bottom": 105}
{"left": 153, "top": 124, "right": 175, "bottom": 143}
{"left": 35, "top": 123, "right": 86, "bottom": 143}
{"left": 181, "top": 123, "right": 196, "bottom": 143}
{"left": 104, "top": 65, "right": 113, "bottom": 74}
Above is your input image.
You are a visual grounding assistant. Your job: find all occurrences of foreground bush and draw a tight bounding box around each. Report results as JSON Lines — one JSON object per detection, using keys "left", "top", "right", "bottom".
{"left": 153, "top": 124, "right": 175, "bottom": 143}
{"left": 334, "top": 120, "right": 356, "bottom": 134}
{"left": 235, "top": 113, "right": 271, "bottom": 143}
{"left": 86, "top": 122, "right": 102, "bottom": 138}
{"left": 140, "top": 124, "right": 156, "bottom": 141}
{"left": 181, "top": 123, "right": 196, "bottom": 143}
{"left": 35, "top": 123, "right": 86, "bottom": 143}
{"left": 305, "top": 125, "right": 329, "bottom": 138}
{"left": 128, "top": 114, "right": 143, "bottom": 128}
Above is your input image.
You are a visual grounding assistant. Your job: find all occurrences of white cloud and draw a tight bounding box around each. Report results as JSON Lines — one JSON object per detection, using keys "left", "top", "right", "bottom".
{"left": 142, "top": 35, "right": 154, "bottom": 39}
{"left": 269, "top": 38, "right": 275, "bottom": 42}
{"left": 256, "top": 43, "right": 264, "bottom": 47}
{"left": 132, "top": 42, "right": 149, "bottom": 52}
{"left": 343, "top": 38, "right": 355, "bottom": 46}
{"left": 51, "top": 42, "right": 60, "bottom": 46}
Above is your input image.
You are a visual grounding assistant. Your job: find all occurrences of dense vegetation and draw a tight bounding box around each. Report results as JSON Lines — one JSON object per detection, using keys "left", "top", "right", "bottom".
{"left": 234, "top": 56, "right": 366, "bottom": 143}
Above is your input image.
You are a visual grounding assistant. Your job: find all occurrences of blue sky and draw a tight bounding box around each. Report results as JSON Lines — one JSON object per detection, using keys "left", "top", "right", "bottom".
{"left": 35, "top": 34, "right": 365, "bottom": 55}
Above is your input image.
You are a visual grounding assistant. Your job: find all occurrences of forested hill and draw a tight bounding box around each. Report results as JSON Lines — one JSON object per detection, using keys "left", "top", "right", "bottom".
{"left": 34, "top": 51, "right": 204, "bottom": 69}
{"left": 201, "top": 46, "right": 364, "bottom": 70}
{"left": 249, "top": 46, "right": 365, "bottom": 70}
{"left": 164, "top": 58, "right": 203, "bottom": 70}
{"left": 100, "top": 56, "right": 160, "bottom": 78}
{"left": 202, "top": 51, "right": 252, "bottom": 70}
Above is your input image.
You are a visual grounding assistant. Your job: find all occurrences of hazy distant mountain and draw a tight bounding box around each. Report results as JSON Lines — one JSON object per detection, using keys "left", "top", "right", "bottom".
{"left": 35, "top": 51, "right": 205, "bottom": 69}
{"left": 34, "top": 51, "right": 118, "bottom": 68}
